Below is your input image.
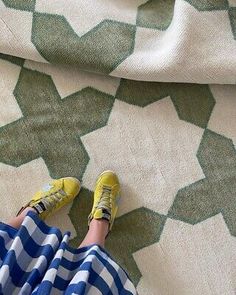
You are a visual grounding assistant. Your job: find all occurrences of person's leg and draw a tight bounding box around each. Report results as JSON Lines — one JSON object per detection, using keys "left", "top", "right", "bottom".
{"left": 78, "top": 170, "right": 120, "bottom": 249}
{"left": 79, "top": 219, "right": 109, "bottom": 248}
{"left": 7, "top": 207, "right": 37, "bottom": 229}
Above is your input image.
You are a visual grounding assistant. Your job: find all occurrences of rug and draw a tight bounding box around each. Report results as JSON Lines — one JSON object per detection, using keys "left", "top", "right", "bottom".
{"left": 0, "top": 0, "right": 236, "bottom": 294}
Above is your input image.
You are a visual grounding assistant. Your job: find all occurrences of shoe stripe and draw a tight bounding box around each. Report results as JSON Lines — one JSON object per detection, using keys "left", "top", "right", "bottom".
{"left": 33, "top": 202, "right": 46, "bottom": 214}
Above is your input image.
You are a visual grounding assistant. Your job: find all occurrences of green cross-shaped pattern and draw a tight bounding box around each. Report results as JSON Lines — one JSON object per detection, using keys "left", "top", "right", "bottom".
{"left": 168, "top": 129, "right": 236, "bottom": 236}
{"left": 32, "top": 13, "right": 136, "bottom": 74}
{"left": 0, "top": 68, "right": 114, "bottom": 179}
{"left": 116, "top": 79, "right": 215, "bottom": 128}
{"left": 2, "top": 0, "right": 235, "bottom": 40}
{"left": 2, "top": 0, "right": 35, "bottom": 11}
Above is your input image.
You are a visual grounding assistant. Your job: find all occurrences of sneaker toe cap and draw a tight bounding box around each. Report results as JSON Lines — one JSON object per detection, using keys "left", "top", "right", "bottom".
{"left": 63, "top": 177, "right": 81, "bottom": 196}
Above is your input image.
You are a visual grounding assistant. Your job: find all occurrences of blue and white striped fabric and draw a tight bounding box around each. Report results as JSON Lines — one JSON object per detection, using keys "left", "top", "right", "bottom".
{"left": 0, "top": 211, "right": 137, "bottom": 295}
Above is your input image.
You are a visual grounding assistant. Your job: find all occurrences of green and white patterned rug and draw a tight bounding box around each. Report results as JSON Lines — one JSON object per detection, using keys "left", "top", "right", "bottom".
{"left": 0, "top": 0, "right": 236, "bottom": 294}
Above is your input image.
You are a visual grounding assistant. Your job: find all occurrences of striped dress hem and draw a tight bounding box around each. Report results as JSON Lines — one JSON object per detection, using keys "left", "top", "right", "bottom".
{"left": 0, "top": 211, "right": 137, "bottom": 295}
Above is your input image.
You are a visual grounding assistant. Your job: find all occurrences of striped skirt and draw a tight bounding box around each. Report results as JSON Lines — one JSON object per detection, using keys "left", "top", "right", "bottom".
{"left": 0, "top": 211, "right": 136, "bottom": 295}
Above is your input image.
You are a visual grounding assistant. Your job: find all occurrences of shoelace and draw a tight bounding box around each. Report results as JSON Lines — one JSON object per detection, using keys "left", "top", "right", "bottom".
{"left": 41, "top": 189, "right": 67, "bottom": 212}
{"left": 96, "top": 186, "right": 112, "bottom": 213}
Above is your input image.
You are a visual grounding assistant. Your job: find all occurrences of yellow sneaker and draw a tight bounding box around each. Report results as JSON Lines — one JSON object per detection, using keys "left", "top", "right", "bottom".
{"left": 16, "top": 177, "right": 81, "bottom": 220}
{"left": 88, "top": 170, "right": 121, "bottom": 231}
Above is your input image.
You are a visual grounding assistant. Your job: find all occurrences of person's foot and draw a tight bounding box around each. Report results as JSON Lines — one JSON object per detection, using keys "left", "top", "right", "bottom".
{"left": 88, "top": 170, "right": 120, "bottom": 232}
{"left": 16, "top": 177, "right": 81, "bottom": 220}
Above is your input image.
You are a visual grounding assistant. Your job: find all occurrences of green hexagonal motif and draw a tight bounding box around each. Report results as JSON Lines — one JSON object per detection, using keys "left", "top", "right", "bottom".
{"left": 229, "top": 7, "right": 236, "bottom": 40}
{"left": 136, "top": 0, "right": 229, "bottom": 31}
{"left": 0, "top": 53, "right": 25, "bottom": 67}
{"left": 168, "top": 129, "right": 236, "bottom": 236}
{"left": 2, "top": 0, "right": 35, "bottom": 11}
{"left": 116, "top": 79, "right": 215, "bottom": 128}
{"left": 69, "top": 188, "right": 166, "bottom": 286}
{"left": 137, "top": 0, "right": 175, "bottom": 30}
{"left": 137, "top": 0, "right": 235, "bottom": 40}
{"left": 0, "top": 68, "right": 114, "bottom": 179}
{"left": 184, "top": 0, "right": 228, "bottom": 11}
{"left": 31, "top": 13, "right": 136, "bottom": 74}
{"left": 184, "top": 1, "right": 236, "bottom": 40}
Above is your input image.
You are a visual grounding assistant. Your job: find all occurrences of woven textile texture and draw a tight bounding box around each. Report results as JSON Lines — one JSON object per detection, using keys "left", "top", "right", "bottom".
{"left": 0, "top": 0, "right": 235, "bottom": 294}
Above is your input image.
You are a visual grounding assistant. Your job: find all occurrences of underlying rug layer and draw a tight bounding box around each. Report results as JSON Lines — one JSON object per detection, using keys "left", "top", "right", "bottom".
{"left": 0, "top": 1, "right": 236, "bottom": 294}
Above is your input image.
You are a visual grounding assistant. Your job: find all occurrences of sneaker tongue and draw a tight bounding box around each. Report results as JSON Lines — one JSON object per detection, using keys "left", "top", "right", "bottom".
{"left": 94, "top": 208, "right": 111, "bottom": 222}
{"left": 42, "top": 183, "right": 53, "bottom": 192}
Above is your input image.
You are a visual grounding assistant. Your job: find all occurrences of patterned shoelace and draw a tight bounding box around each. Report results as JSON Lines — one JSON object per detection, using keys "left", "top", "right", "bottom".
{"left": 37, "top": 189, "right": 67, "bottom": 212}
{"left": 96, "top": 186, "right": 112, "bottom": 214}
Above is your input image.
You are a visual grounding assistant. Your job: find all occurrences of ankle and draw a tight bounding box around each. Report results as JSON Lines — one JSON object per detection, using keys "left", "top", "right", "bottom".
{"left": 19, "top": 206, "right": 37, "bottom": 217}
{"left": 90, "top": 218, "right": 109, "bottom": 235}
{"left": 7, "top": 207, "right": 37, "bottom": 230}
{"left": 90, "top": 218, "right": 109, "bottom": 226}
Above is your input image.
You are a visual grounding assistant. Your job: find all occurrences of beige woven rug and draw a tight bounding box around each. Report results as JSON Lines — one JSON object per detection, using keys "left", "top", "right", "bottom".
{"left": 0, "top": 0, "right": 236, "bottom": 294}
